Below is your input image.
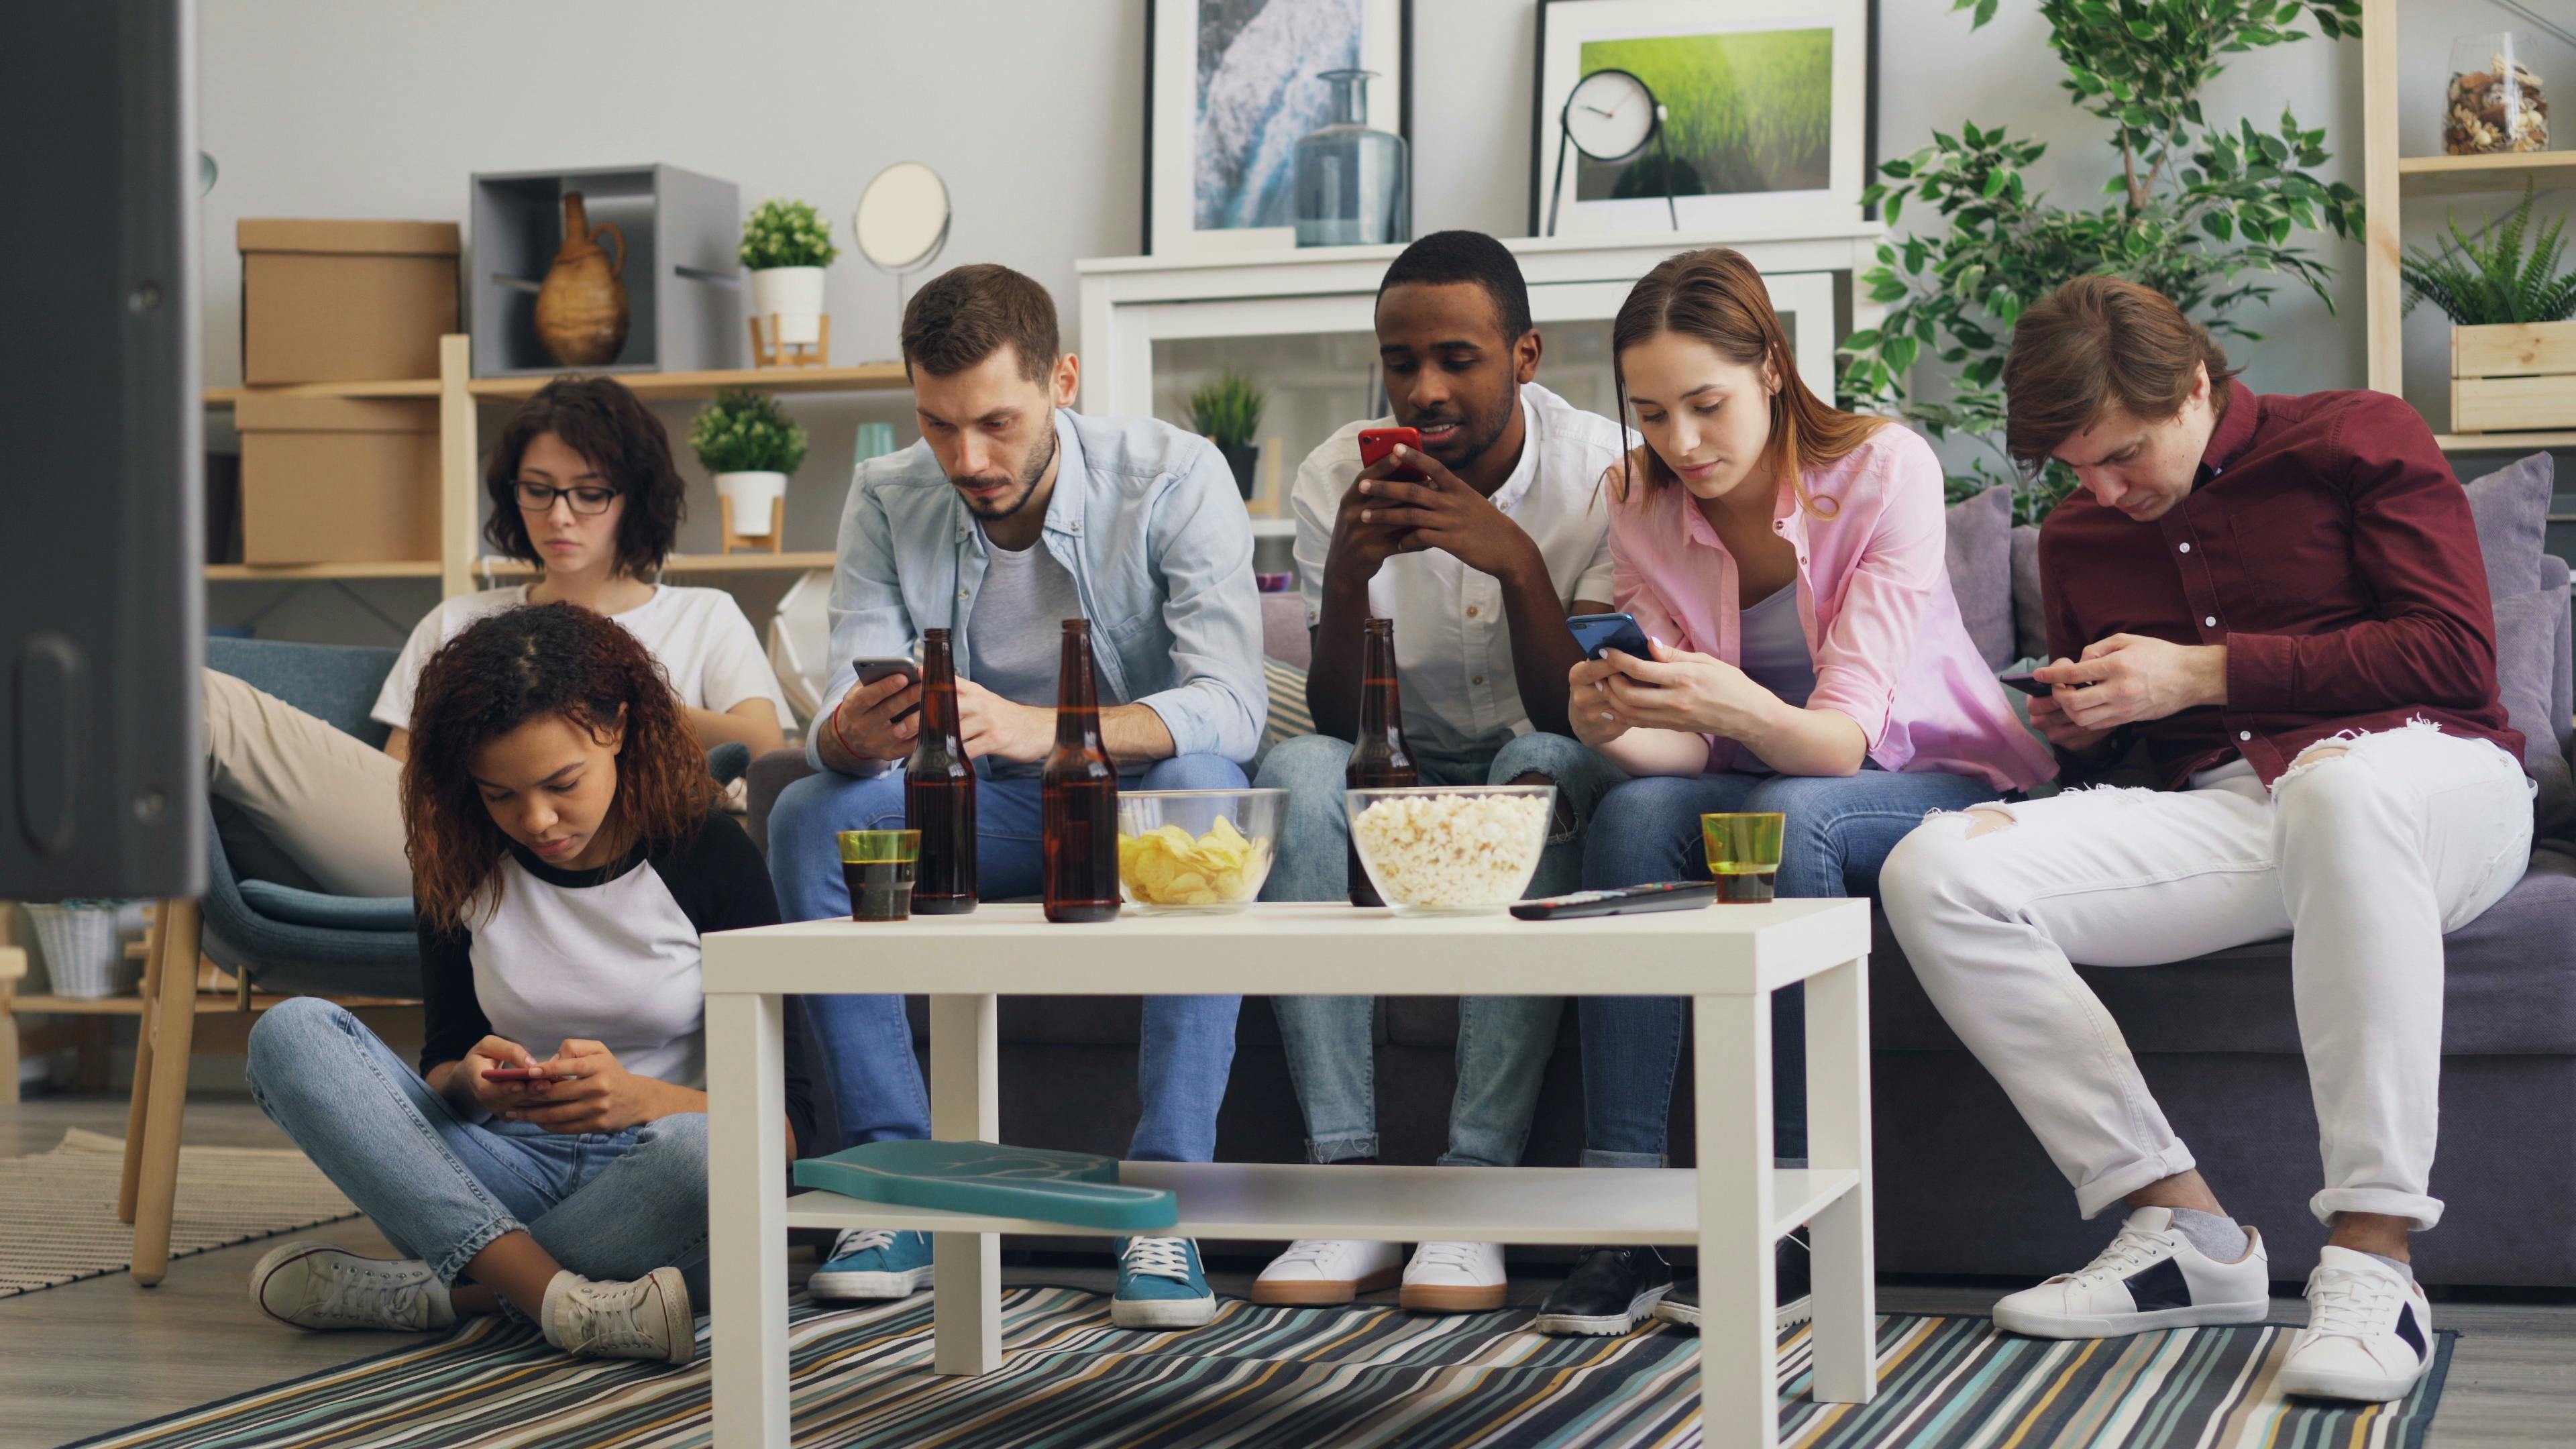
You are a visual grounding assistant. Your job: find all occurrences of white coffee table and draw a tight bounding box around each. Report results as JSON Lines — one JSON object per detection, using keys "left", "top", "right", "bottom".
{"left": 703, "top": 899, "right": 1874, "bottom": 1449}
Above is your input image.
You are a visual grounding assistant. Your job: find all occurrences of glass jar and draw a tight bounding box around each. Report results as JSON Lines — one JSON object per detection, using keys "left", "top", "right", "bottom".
{"left": 1293, "top": 69, "right": 1411, "bottom": 248}
{"left": 2447, "top": 32, "right": 2549, "bottom": 155}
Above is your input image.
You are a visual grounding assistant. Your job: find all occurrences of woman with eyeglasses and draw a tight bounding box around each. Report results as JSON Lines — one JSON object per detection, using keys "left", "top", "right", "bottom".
{"left": 201, "top": 376, "right": 792, "bottom": 899}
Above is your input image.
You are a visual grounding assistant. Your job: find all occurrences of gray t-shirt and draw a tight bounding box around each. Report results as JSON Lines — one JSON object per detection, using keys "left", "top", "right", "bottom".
{"left": 967, "top": 533, "right": 1089, "bottom": 708}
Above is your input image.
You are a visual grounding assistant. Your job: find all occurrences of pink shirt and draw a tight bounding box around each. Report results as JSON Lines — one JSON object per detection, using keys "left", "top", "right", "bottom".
{"left": 1607, "top": 425, "right": 2055, "bottom": 792}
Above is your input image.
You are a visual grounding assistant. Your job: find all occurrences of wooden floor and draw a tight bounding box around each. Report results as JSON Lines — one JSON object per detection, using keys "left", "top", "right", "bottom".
{"left": 0, "top": 1095, "right": 2569, "bottom": 1446}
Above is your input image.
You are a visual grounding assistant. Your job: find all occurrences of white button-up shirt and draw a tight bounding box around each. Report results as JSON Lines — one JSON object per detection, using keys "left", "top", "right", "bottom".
{"left": 1291, "top": 382, "right": 1629, "bottom": 760}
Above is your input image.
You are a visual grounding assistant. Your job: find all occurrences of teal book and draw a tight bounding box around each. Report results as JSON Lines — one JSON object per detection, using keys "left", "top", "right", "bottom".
{"left": 792, "top": 1140, "right": 1180, "bottom": 1232}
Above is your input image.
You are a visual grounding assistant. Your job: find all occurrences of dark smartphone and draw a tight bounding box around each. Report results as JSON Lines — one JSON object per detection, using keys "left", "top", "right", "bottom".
{"left": 1566, "top": 612, "right": 1652, "bottom": 661}
{"left": 1512, "top": 881, "right": 1719, "bottom": 920}
{"left": 853, "top": 657, "right": 920, "bottom": 690}
{"left": 1999, "top": 672, "right": 2051, "bottom": 697}
{"left": 481, "top": 1065, "right": 577, "bottom": 1083}
{"left": 1356, "top": 426, "right": 1426, "bottom": 482}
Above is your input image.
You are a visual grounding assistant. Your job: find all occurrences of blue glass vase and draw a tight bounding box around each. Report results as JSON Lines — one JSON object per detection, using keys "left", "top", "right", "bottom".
{"left": 1293, "top": 69, "right": 1409, "bottom": 248}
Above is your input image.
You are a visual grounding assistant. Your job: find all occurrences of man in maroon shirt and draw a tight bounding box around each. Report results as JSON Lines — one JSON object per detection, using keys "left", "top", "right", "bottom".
{"left": 1880, "top": 277, "right": 2535, "bottom": 1404}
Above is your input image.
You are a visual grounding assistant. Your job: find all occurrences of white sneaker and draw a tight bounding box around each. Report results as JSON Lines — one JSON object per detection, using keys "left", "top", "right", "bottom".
{"left": 542, "top": 1267, "right": 695, "bottom": 1364}
{"left": 2275, "top": 1248, "right": 2434, "bottom": 1403}
{"left": 1252, "top": 1238, "right": 1404, "bottom": 1305}
{"left": 251, "top": 1242, "right": 455, "bottom": 1333}
{"left": 1399, "top": 1240, "right": 1508, "bottom": 1312}
{"left": 1992, "top": 1207, "right": 2269, "bottom": 1338}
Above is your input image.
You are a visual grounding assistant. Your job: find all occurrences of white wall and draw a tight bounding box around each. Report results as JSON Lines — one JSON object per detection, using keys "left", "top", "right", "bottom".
{"left": 198, "top": 0, "right": 2557, "bottom": 641}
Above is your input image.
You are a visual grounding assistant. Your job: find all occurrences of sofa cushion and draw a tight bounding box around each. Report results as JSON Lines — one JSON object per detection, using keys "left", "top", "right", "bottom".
{"left": 1264, "top": 658, "right": 1316, "bottom": 755}
{"left": 2010, "top": 525, "right": 2048, "bottom": 663}
{"left": 1872, "top": 848, "right": 2576, "bottom": 1057}
{"left": 2494, "top": 580, "right": 2576, "bottom": 845}
{"left": 1261, "top": 592, "right": 1311, "bottom": 669}
{"left": 2465, "top": 453, "right": 2554, "bottom": 603}
{"left": 1945, "top": 484, "right": 2016, "bottom": 670}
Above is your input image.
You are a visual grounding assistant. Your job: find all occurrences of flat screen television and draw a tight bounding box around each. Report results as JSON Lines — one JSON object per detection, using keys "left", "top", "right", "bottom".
{"left": 0, "top": 0, "right": 206, "bottom": 900}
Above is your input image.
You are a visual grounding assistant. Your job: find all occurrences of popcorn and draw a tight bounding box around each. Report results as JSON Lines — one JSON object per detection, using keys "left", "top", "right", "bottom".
{"left": 1119, "top": 816, "right": 1271, "bottom": 906}
{"left": 1349, "top": 790, "right": 1551, "bottom": 910}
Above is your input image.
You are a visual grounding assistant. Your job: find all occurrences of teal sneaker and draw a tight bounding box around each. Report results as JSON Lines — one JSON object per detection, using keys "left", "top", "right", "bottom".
{"left": 808, "top": 1230, "right": 934, "bottom": 1301}
{"left": 1112, "top": 1236, "right": 1215, "bottom": 1329}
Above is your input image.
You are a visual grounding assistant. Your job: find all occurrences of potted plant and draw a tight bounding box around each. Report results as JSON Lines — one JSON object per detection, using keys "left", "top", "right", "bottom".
{"left": 1189, "top": 369, "right": 1267, "bottom": 499}
{"left": 689, "top": 388, "right": 810, "bottom": 539}
{"left": 740, "top": 199, "right": 839, "bottom": 350}
{"left": 2402, "top": 185, "right": 2576, "bottom": 435}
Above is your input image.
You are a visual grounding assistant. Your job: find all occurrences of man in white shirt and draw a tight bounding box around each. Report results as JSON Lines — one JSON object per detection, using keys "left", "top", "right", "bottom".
{"left": 1250, "top": 231, "right": 1629, "bottom": 1311}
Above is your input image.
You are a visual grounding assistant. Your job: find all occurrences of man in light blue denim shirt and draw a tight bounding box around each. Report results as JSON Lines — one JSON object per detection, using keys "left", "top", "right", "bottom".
{"left": 767, "top": 265, "right": 1264, "bottom": 1332}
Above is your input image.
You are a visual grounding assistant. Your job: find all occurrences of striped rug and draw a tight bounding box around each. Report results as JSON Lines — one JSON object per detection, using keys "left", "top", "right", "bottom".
{"left": 72, "top": 1287, "right": 2451, "bottom": 1448}
{"left": 0, "top": 1128, "right": 356, "bottom": 1297}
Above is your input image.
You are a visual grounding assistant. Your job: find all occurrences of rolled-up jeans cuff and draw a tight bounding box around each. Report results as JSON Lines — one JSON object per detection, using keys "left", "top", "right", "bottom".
{"left": 1307, "top": 1134, "right": 1379, "bottom": 1165}
{"left": 1581, "top": 1148, "right": 1667, "bottom": 1169}
{"left": 2072, "top": 1143, "right": 2198, "bottom": 1220}
{"left": 2312, "top": 1187, "right": 2443, "bottom": 1233}
{"left": 433, "top": 1212, "right": 527, "bottom": 1288}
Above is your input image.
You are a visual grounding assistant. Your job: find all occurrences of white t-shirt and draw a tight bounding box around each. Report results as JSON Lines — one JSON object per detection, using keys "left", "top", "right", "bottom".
{"left": 1291, "top": 382, "right": 1629, "bottom": 759}
{"left": 372, "top": 584, "right": 794, "bottom": 733}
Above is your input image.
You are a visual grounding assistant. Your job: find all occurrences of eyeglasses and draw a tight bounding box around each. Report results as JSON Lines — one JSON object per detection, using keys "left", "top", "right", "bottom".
{"left": 514, "top": 481, "right": 619, "bottom": 516}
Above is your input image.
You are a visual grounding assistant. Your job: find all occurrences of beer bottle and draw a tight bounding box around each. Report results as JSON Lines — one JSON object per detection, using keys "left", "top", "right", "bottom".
{"left": 1344, "top": 616, "right": 1417, "bottom": 906}
{"left": 904, "top": 629, "right": 977, "bottom": 914}
{"left": 1042, "top": 619, "right": 1122, "bottom": 922}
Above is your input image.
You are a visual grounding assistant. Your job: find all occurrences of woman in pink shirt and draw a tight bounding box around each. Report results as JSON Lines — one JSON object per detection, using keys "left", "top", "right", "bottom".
{"left": 1535, "top": 248, "right": 2053, "bottom": 1339}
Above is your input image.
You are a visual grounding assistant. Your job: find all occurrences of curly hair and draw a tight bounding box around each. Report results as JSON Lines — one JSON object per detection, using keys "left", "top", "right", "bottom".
{"left": 482, "top": 376, "right": 686, "bottom": 578}
{"left": 402, "top": 602, "right": 714, "bottom": 932}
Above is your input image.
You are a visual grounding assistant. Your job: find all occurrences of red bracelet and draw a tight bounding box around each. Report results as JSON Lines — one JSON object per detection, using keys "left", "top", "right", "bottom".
{"left": 828, "top": 702, "right": 867, "bottom": 765}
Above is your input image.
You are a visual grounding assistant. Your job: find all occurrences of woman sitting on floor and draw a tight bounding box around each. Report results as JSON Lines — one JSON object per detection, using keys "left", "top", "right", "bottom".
{"left": 243, "top": 601, "right": 826, "bottom": 1364}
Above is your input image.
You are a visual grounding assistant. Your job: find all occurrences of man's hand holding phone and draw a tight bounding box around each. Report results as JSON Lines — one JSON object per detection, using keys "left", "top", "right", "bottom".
{"left": 824, "top": 667, "right": 924, "bottom": 767}
{"left": 1325, "top": 447, "right": 1422, "bottom": 588}
{"left": 1356, "top": 444, "right": 1543, "bottom": 584}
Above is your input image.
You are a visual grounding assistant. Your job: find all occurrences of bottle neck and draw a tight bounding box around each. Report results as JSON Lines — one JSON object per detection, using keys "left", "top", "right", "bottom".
{"left": 919, "top": 638, "right": 963, "bottom": 738}
{"left": 1356, "top": 631, "right": 1402, "bottom": 739}
{"left": 1055, "top": 629, "right": 1101, "bottom": 745}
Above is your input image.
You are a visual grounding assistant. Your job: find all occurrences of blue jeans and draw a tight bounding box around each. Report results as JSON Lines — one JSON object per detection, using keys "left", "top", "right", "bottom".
{"left": 1578, "top": 767, "right": 1995, "bottom": 1168}
{"left": 1253, "top": 731, "right": 1625, "bottom": 1165}
{"left": 771, "top": 753, "right": 1249, "bottom": 1162}
{"left": 244, "top": 997, "right": 710, "bottom": 1299}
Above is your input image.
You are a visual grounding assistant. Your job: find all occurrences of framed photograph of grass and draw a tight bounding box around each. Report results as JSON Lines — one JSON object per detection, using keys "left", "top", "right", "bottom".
{"left": 1530, "top": 0, "right": 1874, "bottom": 237}
{"left": 1144, "top": 0, "right": 1413, "bottom": 256}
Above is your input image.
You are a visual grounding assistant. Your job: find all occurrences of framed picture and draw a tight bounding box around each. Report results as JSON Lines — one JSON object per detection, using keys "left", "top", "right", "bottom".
{"left": 1529, "top": 0, "right": 1876, "bottom": 237}
{"left": 1144, "top": 0, "right": 1412, "bottom": 256}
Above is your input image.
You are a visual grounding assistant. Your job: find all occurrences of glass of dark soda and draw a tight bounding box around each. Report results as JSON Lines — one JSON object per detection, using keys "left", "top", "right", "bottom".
{"left": 839, "top": 829, "right": 920, "bottom": 922}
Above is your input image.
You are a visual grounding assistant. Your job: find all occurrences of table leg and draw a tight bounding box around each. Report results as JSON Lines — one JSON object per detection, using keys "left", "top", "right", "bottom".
{"left": 708, "top": 992, "right": 790, "bottom": 1449}
{"left": 1693, "top": 991, "right": 1778, "bottom": 1449}
{"left": 928, "top": 993, "right": 1001, "bottom": 1375}
{"left": 1805, "top": 955, "right": 1876, "bottom": 1405}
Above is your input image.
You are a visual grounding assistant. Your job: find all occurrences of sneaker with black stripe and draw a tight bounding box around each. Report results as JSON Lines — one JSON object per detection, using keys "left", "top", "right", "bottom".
{"left": 2275, "top": 1248, "right": 2435, "bottom": 1403}
{"left": 1991, "top": 1206, "right": 2269, "bottom": 1338}
{"left": 1653, "top": 1229, "right": 1813, "bottom": 1332}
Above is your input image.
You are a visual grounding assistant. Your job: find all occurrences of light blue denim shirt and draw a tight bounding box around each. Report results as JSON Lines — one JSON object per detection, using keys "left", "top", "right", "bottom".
{"left": 807, "top": 407, "right": 1266, "bottom": 772}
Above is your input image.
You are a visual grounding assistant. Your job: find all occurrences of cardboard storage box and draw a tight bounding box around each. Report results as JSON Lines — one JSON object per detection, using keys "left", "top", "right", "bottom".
{"left": 236, "top": 395, "right": 440, "bottom": 564}
{"left": 239, "top": 219, "right": 460, "bottom": 384}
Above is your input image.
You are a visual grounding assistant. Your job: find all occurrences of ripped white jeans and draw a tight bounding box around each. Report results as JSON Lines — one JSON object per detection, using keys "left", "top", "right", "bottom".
{"left": 1880, "top": 723, "right": 2534, "bottom": 1232}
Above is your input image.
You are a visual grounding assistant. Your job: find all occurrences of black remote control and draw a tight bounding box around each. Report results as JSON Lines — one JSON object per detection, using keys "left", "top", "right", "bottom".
{"left": 1510, "top": 881, "right": 1719, "bottom": 920}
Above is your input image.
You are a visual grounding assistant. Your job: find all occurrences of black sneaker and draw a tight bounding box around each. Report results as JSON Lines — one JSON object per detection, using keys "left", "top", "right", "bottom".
{"left": 1654, "top": 1230, "right": 1812, "bottom": 1332}
{"left": 1534, "top": 1247, "right": 1674, "bottom": 1336}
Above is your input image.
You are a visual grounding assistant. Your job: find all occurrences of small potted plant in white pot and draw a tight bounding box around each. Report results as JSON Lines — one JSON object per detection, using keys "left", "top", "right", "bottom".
{"left": 690, "top": 388, "right": 810, "bottom": 541}
{"left": 741, "top": 199, "right": 839, "bottom": 350}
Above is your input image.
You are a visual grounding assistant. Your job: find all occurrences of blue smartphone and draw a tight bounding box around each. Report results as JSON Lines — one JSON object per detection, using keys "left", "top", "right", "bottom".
{"left": 1566, "top": 612, "right": 1651, "bottom": 660}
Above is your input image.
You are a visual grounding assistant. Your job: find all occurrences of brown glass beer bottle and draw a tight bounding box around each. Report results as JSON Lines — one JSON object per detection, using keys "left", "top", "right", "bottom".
{"left": 1345, "top": 616, "right": 1417, "bottom": 906}
{"left": 904, "top": 629, "right": 977, "bottom": 914}
{"left": 1042, "top": 619, "right": 1122, "bottom": 923}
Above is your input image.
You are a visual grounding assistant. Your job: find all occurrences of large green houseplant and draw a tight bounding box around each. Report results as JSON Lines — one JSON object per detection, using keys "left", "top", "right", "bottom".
{"left": 1839, "top": 0, "right": 2365, "bottom": 521}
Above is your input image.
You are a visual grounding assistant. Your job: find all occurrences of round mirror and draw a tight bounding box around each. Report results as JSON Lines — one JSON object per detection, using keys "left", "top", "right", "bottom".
{"left": 854, "top": 162, "right": 951, "bottom": 275}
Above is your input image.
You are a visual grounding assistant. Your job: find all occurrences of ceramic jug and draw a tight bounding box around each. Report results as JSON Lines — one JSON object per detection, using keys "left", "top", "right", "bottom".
{"left": 533, "top": 192, "right": 629, "bottom": 366}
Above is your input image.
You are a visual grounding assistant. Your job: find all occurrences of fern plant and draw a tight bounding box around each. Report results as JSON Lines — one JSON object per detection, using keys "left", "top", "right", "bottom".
{"left": 1187, "top": 369, "right": 1267, "bottom": 449}
{"left": 2402, "top": 185, "right": 2576, "bottom": 327}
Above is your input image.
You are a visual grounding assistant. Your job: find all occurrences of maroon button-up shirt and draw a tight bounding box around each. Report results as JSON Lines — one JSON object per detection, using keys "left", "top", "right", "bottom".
{"left": 2039, "top": 380, "right": 2522, "bottom": 788}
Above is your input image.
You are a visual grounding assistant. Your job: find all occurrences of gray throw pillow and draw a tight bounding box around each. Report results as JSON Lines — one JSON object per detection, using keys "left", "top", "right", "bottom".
{"left": 2491, "top": 580, "right": 2574, "bottom": 848}
{"left": 2464, "top": 453, "right": 2553, "bottom": 604}
{"left": 1945, "top": 484, "right": 2015, "bottom": 670}
{"left": 2011, "top": 525, "right": 2049, "bottom": 663}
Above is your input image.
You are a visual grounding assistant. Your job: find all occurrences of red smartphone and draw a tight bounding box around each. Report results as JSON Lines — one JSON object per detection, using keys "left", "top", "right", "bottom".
{"left": 1356, "top": 426, "right": 1425, "bottom": 482}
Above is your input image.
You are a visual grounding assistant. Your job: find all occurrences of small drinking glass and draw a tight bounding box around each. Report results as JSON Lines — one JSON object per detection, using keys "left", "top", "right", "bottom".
{"left": 1703, "top": 812, "right": 1785, "bottom": 904}
{"left": 839, "top": 829, "right": 920, "bottom": 922}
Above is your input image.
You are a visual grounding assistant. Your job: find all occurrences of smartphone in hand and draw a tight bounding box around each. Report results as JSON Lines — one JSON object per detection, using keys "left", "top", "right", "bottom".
{"left": 1567, "top": 612, "right": 1652, "bottom": 661}
{"left": 481, "top": 1065, "right": 578, "bottom": 1083}
{"left": 1356, "top": 427, "right": 1426, "bottom": 482}
{"left": 1998, "top": 672, "right": 2051, "bottom": 697}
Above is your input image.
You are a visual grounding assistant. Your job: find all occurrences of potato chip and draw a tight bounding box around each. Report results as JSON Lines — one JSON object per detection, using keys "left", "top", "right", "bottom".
{"left": 1117, "top": 814, "right": 1273, "bottom": 906}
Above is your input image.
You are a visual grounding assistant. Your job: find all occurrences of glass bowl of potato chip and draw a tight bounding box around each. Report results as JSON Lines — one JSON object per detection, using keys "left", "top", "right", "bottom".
{"left": 1116, "top": 789, "right": 1285, "bottom": 913}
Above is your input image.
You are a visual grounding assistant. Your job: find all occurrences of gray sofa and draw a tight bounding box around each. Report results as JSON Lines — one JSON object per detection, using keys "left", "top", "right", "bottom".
{"left": 748, "top": 453, "right": 2576, "bottom": 1287}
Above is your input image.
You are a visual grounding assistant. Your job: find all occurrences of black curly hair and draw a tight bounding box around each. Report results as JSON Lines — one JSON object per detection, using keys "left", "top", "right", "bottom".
{"left": 482, "top": 376, "right": 686, "bottom": 578}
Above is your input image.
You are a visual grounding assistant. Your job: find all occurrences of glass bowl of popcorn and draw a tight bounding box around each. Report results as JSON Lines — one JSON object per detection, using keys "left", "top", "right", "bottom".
{"left": 1344, "top": 784, "right": 1555, "bottom": 915}
{"left": 1116, "top": 790, "right": 1285, "bottom": 913}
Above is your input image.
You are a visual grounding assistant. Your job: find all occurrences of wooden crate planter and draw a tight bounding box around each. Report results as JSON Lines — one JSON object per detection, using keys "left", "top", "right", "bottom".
{"left": 2453, "top": 321, "right": 2576, "bottom": 433}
